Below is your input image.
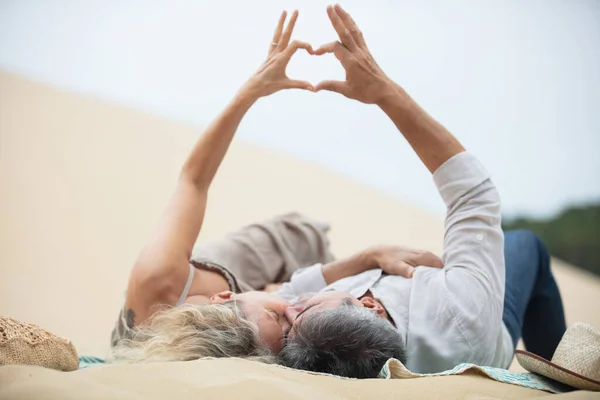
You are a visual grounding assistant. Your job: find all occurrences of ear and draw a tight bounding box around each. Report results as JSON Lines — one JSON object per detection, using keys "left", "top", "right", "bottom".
{"left": 210, "top": 291, "right": 235, "bottom": 304}
{"left": 360, "top": 297, "right": 386, "bottom": 317}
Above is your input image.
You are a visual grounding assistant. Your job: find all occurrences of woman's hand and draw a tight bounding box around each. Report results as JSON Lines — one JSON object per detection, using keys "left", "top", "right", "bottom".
{"left": 242, "top": 10, "right": 315, "bottom": 99}
{"left": 322, "top": 245, "right": 443, "bottom": 285}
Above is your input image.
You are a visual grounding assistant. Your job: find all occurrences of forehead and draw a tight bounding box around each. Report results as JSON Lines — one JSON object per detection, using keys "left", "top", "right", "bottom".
{"left": 295, "top": 294, "right": 347, "bottom": 321}
{"left": 288, "top": 302, "right": 336, "bottom": 340}
{"left": 256, "top": 314, "right": 286, "bottom": 352}
{"left": 241, "top": 306, "right": 280, "bottom": 335}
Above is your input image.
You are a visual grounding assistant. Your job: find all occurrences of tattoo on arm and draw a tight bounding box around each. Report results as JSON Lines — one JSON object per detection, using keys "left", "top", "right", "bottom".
{"left": 125, "top": 308, "right": 136, "bottom": 329}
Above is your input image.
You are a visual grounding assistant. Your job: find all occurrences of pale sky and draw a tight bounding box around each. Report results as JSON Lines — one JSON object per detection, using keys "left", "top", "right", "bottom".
{"left": 1, "top": 0, "right": 599, "bottom": 218}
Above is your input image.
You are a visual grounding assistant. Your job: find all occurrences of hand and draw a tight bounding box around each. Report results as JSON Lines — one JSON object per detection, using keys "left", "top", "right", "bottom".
{"left": 370, "top": 245, "right": 444, "bottom": 278}
{"left": 243, "top": 10, "right": 315, "bottom": 99}
{"left": 314, "top": 4, "right": 396, "bottom": 104}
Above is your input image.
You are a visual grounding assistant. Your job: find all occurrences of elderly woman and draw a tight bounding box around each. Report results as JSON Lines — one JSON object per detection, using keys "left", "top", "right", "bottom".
{"left": 108, "top": 10, "right": 319, "bottom": 362}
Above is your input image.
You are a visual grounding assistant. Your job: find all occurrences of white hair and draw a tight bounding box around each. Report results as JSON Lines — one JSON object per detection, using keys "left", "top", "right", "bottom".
{"left": 108, "top": 302, "right": 274, "bottom": 364}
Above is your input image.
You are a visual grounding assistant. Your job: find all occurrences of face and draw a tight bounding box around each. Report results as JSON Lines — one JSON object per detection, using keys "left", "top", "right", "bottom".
{"left": 211, "top": 291, "right": 291, "bottom": 353}
{"left": 284, "top": 291, "right": 362, "bottom": 338}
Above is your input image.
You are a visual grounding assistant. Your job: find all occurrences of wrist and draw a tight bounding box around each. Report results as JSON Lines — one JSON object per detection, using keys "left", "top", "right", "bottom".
{"left": 376, "top": 81, "right": 411, "bottom": 110}
{"left": 236, "top": 81, "right": 262, "bottom": 105}
{"left": 363, "top": 246, "right": 383, "bottom": 270}
{"left": 341, "top": 248, "right": 379, "bottom": 276}
{"left": 321, "top": 249, "right": 379, "bottom": 285}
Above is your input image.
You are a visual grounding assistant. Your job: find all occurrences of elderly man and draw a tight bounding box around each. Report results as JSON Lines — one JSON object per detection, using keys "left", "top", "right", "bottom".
{"left": 272, "top": 5, "right": 567, "bottom": 378}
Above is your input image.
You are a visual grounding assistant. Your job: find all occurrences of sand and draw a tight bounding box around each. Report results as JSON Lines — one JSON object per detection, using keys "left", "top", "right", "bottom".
{"left": 0, "top": 358, "right": 562, "bottom": 400}
{"left": 1, "top": 71, "right": 599, "bottom": 367}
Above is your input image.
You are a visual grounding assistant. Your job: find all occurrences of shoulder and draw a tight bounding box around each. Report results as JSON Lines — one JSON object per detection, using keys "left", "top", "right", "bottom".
{"left": 124, "top": 260, "right": 194, "bottom": 326}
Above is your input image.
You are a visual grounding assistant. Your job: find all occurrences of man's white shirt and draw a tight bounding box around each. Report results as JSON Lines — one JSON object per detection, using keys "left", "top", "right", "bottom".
{"left": 275, "top": 152, "right": 514, "bottom": 373}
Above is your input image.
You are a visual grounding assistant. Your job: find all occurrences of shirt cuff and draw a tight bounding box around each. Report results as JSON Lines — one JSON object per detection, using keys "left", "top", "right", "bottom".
{"left": 289, "top": 263, "right": 328, "bottom": 294}
{"left": 433, "top": 152, "right": 491, "bottom": 208}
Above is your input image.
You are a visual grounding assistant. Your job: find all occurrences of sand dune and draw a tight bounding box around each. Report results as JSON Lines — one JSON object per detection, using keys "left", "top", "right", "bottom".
{"left": 1, "top": 72, "right": 599, "bottom": 366}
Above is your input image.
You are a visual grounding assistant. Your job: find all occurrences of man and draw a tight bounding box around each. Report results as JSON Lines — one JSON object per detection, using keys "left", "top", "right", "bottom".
{"left": 274, "top": 5, "right": 567, "bottom": 378}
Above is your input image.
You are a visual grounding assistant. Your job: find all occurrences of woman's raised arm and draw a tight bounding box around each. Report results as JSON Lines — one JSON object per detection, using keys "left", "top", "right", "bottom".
{"left": 125, "top": 10, "right": 313, "bottom": 326}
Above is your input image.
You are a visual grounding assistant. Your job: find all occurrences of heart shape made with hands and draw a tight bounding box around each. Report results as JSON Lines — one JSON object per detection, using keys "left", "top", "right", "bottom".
{"left": 252, "top": 5, "right": 392, "bottom": 105}
{"left": 284, "top": 44, "right": 346, "bottom": 90}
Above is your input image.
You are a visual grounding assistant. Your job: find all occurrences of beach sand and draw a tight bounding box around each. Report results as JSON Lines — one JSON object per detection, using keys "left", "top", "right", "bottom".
{"left": 1, "top": 71, "right": 599, "bottom": 370}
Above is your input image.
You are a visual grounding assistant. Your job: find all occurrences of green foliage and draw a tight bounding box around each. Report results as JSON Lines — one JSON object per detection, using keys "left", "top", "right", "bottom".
{"left": 503, "top": 203, "right": 600, "bottom": 277}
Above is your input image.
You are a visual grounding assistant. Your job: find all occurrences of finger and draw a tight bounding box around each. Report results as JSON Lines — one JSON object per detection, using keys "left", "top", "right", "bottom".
{"left": 282, "top": 40, "right": 314, "bottom": 60}
{"left": 269, "top": 11, "right": 287, "bottom": 54}
{"left": 333, "top": 4, "right": 367, "bottom": 49}
{"left": 315, "top": 80, "right": 349, "bottom": 96}
{"left": 412, "top": 251, "right": 444, "bottom": 269}
{"left": 313, "top": 41, "right": 340, "bottom": 55}
{"left": 396, "top": 261, "right": 416, "bottom": 278}
{"left": 313, "top": 41, "right": 351, "bottom": 61}
{"left": 278, "top": 10, "right": 299, "bottom": 50}
{"left": 283, "top": 79, "right": 315, "bottom": 91}
{"left": 326, "top": 4, "right": 357, "bottom": 51}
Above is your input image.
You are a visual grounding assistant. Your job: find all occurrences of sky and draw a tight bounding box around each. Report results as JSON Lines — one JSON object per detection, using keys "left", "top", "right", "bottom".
{"left": 1, "top": 0, "right": 599, "bottom": 218}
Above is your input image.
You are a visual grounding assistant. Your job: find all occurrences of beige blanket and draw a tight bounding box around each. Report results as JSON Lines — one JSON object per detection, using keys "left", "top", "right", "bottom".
{"left": 2, "top": 358, "right": 596, "bottom": 400}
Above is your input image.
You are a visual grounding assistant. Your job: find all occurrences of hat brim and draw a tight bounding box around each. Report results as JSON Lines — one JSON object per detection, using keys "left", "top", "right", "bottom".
{"left": 515, "top": 350, "right": 600, "bottom": 392}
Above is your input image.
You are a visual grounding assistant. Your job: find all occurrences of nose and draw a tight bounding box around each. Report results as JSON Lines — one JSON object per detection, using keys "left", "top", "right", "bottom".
{"left": 284, "top": 305, "right": 302, "bottom": 324}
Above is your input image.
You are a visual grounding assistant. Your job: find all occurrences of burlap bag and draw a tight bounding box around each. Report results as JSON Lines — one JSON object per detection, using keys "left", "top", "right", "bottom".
{"left": 0, "top": 317, "right": 78, "bottom": 371}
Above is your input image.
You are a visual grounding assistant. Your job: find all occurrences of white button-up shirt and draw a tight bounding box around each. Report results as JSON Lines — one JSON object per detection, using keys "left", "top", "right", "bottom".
{"left": 275, "top": 152, "right": 514, "bottom": 373}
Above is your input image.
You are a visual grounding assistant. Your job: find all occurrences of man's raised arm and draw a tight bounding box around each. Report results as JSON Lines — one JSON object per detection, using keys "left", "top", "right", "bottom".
{"left": 316, "top": 5, "right": 505, "bottom": 359}
{"left": 314, "top": 5, "right": 464, "bottom": 171}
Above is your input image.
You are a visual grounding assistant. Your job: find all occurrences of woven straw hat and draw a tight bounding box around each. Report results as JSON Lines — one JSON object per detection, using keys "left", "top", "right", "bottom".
{"left": 0, "top": 316, "right": 79, "bottom": 371}
{"left": 516, "top": 323, "right": 600, "bottom": 391}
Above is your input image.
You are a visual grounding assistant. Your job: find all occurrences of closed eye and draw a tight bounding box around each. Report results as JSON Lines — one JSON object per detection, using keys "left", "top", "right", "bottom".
{"left": 294, "top": 304, "right": 317, "bottom": 321}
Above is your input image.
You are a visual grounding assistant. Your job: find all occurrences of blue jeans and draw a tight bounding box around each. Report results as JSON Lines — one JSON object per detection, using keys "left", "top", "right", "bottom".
{"left": 502, "top": 230, "right": 566, "bottom": 359}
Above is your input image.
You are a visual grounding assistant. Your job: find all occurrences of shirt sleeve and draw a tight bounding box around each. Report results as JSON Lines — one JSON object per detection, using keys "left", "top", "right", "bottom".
{"left": 273, "top": 263, "right": 328, "bottom": 301}
{"left": 433, "top": 151, "right": 505, "bottom": 356}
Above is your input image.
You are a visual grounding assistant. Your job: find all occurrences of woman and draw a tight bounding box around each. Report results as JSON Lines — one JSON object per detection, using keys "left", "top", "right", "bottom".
{"left": 109, "top": 9, "right": 441, "bottom": 364}
{"left": 109, "top": 10, "right": 317, "bottom": 363}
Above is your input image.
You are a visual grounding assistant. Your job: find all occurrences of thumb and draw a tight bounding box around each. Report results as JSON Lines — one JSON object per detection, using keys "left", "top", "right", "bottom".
{"left": 283, "top": 79, "right": 315, "bottom": 91}
{"left": 400, "top": 261, "right": 416, "bottom": 278}
{"left": 315, "top": 80, "right": 349, "bottom": 96}
{"left": 389, "top": 261, "right": 415, "bottom": 278}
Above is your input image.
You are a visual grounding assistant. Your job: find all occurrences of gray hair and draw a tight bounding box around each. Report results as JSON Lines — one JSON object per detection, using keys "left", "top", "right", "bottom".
{"left": 108, "top": 301, "right": 275, "bottom": 364}
{"left": 279, "top": 300, "right": 406, "bottom": 378}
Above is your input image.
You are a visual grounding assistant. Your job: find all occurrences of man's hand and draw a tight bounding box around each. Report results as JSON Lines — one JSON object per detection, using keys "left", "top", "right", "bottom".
{"left": 371, "top": 245, "right": 444, "bottom": 278}
{"left": 314, "top": 4, "right": 395, "bottom": 104}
